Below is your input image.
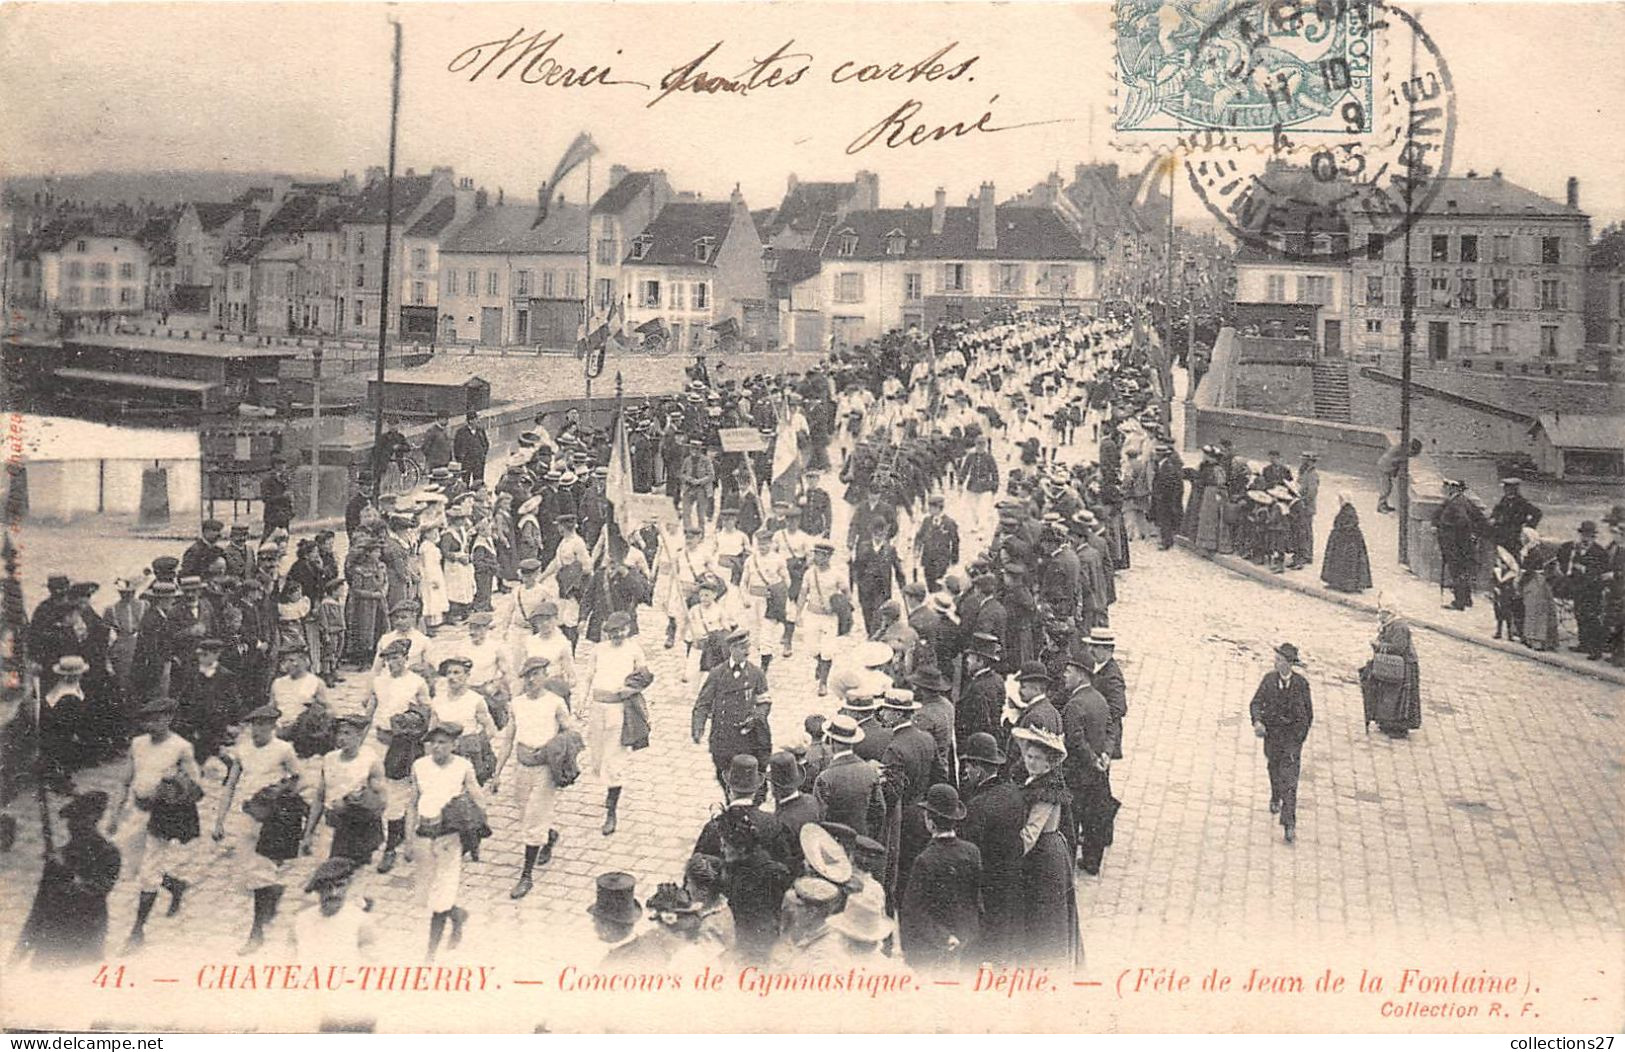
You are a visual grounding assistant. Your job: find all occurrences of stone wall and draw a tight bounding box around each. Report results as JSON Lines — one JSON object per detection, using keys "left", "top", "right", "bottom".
{"left": 1347, "top": 369, "right": 1535, "bottom": 456}
{"left": 1234, "top": 362, "right": 1316, "bottom": 416}
{"left": 1186, "top": 405, "right": 1394, "bottom": 476}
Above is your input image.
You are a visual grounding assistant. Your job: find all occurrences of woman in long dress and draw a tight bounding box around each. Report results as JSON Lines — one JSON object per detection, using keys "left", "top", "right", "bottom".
{"left": 1320, "top": 495, "right": 1373, "bottom": 593}
{"left": 1519, "top": 531, "right": 1560, "bottom": 651}
{"left": 343, "top": 539, "right": 389, "bottom": 663}
{"left": 1010, "top": 726, "right": 1081, "bottom": 969}
{"left": 419, "top": 525, "right": 449, "bottom": 632}
{"left": 1195, "top": 457, "right": 1228, "bottom": 552}
{"left": 1360, "top": 605, "right": 1423, "bottom": 738}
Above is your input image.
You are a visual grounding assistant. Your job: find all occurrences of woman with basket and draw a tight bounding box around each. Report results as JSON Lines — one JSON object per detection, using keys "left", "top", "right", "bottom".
{"left": 1360, "top": 603, "right": 1423, "bottom": 739}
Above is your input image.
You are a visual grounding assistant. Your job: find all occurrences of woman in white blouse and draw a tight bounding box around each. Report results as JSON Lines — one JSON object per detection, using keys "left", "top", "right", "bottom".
{"left": 1010, "top": 725, "right": 1082, "bottom": 969}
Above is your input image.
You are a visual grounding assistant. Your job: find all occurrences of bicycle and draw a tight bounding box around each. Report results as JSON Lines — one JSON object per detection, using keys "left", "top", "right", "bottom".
{"left": 385, "top": 450, "right": 425, "bottom": 492}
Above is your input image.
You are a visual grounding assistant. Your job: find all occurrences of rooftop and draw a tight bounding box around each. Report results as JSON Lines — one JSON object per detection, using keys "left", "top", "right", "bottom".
{"left": 259, "top": 194, "right": 328, "bottom": 237}
{"left": 1537, "top": 413, "right": 1625, "bottom": 450}
{"left": 815, "top": 205, "right": 1095, "bottom": 262}
{"left": 440, "top": 203, "right": 588, "bottom": 255}
{"left": 343, "top": 174, "right": 438, "bottom": 225}
{"left": 192, "top": 202, "right": 243, "bottom": 231}
{"left": 591, "top": 171, "right": 661, "bottom": 216}
{"left": 625, "top": 201, "right": 740, "bottom": 266}
{"left": 406, "top": 196, "right": 460, "bottom": 238}
{"left": 767, "top": 180, "right": 860, "bottom": 239}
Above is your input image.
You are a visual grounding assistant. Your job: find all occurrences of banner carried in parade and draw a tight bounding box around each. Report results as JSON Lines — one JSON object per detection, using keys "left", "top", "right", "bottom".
{"left": 718, "top": 426, "right": 769, "bottom": 453}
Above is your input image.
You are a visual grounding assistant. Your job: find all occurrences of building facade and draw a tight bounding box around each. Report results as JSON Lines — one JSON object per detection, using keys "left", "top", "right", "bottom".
{"left": 588, "top": 168, "right": 675, "bottom": 326}
{"left": 1349, "top": 173, "right": 1590, "bottom": 365}
{"left": 1232, "top": 241, "right": 1352, "bottom": 353}
{"left": 40, "top": 234, "right": 150, "bottom": 315}
{"left": 620, "top": 191, "right": 769, "bottom": 354}
{"left": 1584, "top": 226, "right": 1625, "bottom": 363}
{"left": 438, "top": 201, "right": 588, "bottom": 348}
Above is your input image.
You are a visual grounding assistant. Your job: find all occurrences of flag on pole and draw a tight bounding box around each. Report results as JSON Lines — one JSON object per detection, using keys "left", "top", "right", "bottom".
{"left": 536, "top": 132, "right": 600, "bottom": 225}
{"left": 1134, "top": 154, "right": 1177, "bottom": 207}
{"left": 605, "top": 404, "right": 634, "bottom": 538}
{"left": 767, "top": 395, "right": 803, "bottom": 506}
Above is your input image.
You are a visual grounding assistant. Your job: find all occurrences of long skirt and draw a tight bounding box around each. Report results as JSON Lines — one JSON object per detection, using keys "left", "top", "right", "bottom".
{"left": 1522, "top": 574, "right": 1559, "bottom": 650}
{"left": 345, "top": 595, "right": 386, "bottom": 661}
{"left": 1020, "top": 830, "right": 1081, "bottom": 968}
{"left": 1321, "top": 526, "right": 1373, "bottom": 592}
{"left": 1196, "top": 488, "right": 1225, "bottom": 552}
{"left": 1181, "top": 484, "right": 1204, "bottom": 538}
{"left": 1361, "top": 656, "right": 1422, "bottom": 732}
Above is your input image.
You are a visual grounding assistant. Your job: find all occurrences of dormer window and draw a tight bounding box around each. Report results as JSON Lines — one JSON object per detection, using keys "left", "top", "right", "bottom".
{"left": 630, "top": 234, "right": 653, "bottom": 261}
{"left": 885, "top": 229, "right": 907, "bottom": 256}
{"left": 837, "top": 229, "right": 859, "bottom": 258}
{"left": 693, "top": 236, "right": 717, "bottom": 264}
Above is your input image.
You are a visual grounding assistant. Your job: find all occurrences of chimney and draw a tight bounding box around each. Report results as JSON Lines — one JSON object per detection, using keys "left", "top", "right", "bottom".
{"left": 609, "top": 164, "right": 629, "bottom": 188}
{"left": 730, "top": 183, "right": 745, "bottom": 208}
{"left": 854, "top": 170, "right": 880, "bottom": 211}
{"left": 1045, "top": 171, "right": 1063, "bottom": 206}
{"left": 1566, "top": 176, "right": 1579, "bottom": 210}
{"left": 538, "top": 185, "right": 549, "bottom": 212}
{"left": 787, "top": 173, "right": 799, "bottom": 195}
{"left": 977, "top": 182, "right": 996, "bottom": 251}
{"left": 431, "top": 165, "right": 454, "bottom": 180}
{"left": 241, "top": 207, "right": 261, "bottom": 235}
{"left": 931, "top": 188, "right": 946, "bottom": 236}
{"left": 404, "top": 167, "right": 416, "bottom": 178}
{"left": 1492, "top": 168, "right": 1503, "bottom": 181}
{"left": 474, "top": 188, "right": 489, "bottom": 211}
{"left": 497, "top": 187, "right": 504, "bottom": 206}
{"left": 365, "top": 166, "right": 384, "bottom": 186}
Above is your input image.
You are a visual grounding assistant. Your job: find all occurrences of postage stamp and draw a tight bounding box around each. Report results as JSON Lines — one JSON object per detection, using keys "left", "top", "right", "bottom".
{"left": 1114, "top": 0, "right": 1377, "bottom": 139}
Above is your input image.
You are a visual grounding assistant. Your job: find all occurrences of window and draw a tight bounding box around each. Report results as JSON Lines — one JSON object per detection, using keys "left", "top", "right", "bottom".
{"left": 998, "top": 264, "right": 1024, "bottom": 294}
{"left": 1460, "top": 277, "right": 1477, "bottom": 308}
{"left": 353, "top": 300, "right": 365, "bottom": 326}
{"left": 541, "top": 271, "right": 555, "bottom": 297}
{"left": 354, "top": 264, "right": 365, "bottom": 288}
{"left": 1492, "top": 322, "right": 1509, "bottom": 352}
{"left": 596, "top": 278, "right": 614, "bottom": 312}
{"left": 67, "top": 262, "right": 83, "bottom": 280}
{"left": 118, "top": 262, "right": 134, "bottom": 280}
{"left": 486, "top": 271, "right": 498, "bottom": 296}
{"left": 446, "top": 269, "right": 458, "bottom": 295}
{"left": 75, "top": 240, "right": 86, "bottom": 253}
{"left": 286, "top": 273, "right": 296, "bottom": 297}
{"left": 885, "top": 231, "right": 906, "bottom": 256}
{"left": 1042, "top": 265, "right": 1074, "bottom": 294}
{"left": 354, "top": 232, "right": 366, "bottom": 255}
{"left": 1542, "top": 237, "right": 1561, "bottom": 265}
{"left": 118, "top": 287, "right": 135, "bottom": 305}
{"left": 1492, "top": 278, "right": 1511, "bottom": 309}
{"left": 517, "top": 270, "right": 532, "bottom": 296}
{"left": 694, "top": 237, "right": 716, "bottom": 264}
{"left": 1459, "top": 235, "right": 1478, "bottom": 263}
{"left": 944, "top": 263, "right": 967, "bottom": 292}
{"left": 412, "top": 248, "right": 427, "bottom": 271}
{"left": 639, "top": 280, "right": 661, "bottom": 308}
{"left": 91, "top": 286, "right": 108, "bottom": 305}
{"left": 1430, "top": 276, "right": 1450, "bottom": 306}
{"left": 904, "top": 272, "right": 923, "bottom": 302}
{"left": 413, "top": 281, "right": 426, "bottom": 304}
{"left": 181, "top": 265, "right": 194, "bottom": 284}
{"left": 564, "top": 271, "right": 579, "bottom": 299}
{"left": 92, "top": 262, "right": 110, "bottom": 280}
{"left": 1540, "top": 325, "right": 1558, "bottom": 357}
{"left": 64, "top": 287, "right": 82, "bottom": 305}
{"left": 1266, "top": 274, "right": 1286, "bottom": 301}
{"left": 837, "top": 232, "right": 858, "bottom": 258}
{"left": 672, "top": 283, "right": 686, "bottom": 310}
{"left": 836, "top": 273, "right": 865, "bottom": 303}
{"left": 1367, "top": 234, "right": 1385, "bottom": 260}
{"left": 1493, "top": 235, "right": 1511, "bottom": 262}
{"left": 597, "top": 238, "right": 617, "bottom": 266}
{"left": 630, "top": 235, "right": 652, "bottom": 261}
{"left": 466, "top": 269, "right": 478, "bottom": 295}
{"left": 692, "top": 282, "right": 709, "bottom": 309}
{"left": 232, "top": 271, "right": 244, "bottom": 291}
{"left": 184, "top": 243, "right": 195, "bottom": 257}
{"left": 1365, "top": 319, "right": 1383, "bottom": 333}
{"left": 1459, "top": 322, "right": 1477, "bottom": 352}
{"left": 1431, "top": 235, "right": 1449, "bottom": 262}
{"left": 1366, "top": 275, "right": 1385, "bottom": 306}
{"left": 311, "top": 305, "right": 320, "bottom": 328}
{"left": 1540, "top": 279, "right": 1559, "bottom": 310}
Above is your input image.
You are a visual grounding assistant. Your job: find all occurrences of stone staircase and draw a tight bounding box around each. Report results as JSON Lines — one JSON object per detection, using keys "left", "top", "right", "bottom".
{"left": 1312, "top": 361, "right": 1352, "bottom": 423}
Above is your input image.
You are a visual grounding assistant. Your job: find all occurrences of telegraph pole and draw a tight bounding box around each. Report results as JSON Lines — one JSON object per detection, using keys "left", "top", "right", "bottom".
{"left": 1396, "top": 29, "right": 1419, "bottom": 567}
{"left": 309, "top": 346, "right": 322, "bottom": 517}
{"left": 371, "top": 19, "right": 403, "bottom": 502}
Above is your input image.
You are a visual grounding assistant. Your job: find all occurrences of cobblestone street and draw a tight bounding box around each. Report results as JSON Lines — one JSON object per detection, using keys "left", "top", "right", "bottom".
{"left": 4, "top": 500, "right": 1621, "bottom": 1030}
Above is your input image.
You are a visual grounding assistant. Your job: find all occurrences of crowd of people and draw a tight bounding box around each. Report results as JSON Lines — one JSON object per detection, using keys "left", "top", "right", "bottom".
{"left": 9, "top": 304, "right": 1624, "bottom": 984}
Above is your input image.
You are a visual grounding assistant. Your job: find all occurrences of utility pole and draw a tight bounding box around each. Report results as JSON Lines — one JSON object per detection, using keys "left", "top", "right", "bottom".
{"left": 371, "top": 19, "right": 403, "bottom": 502}
{"left": 1397, "top": 29, "right": 1419, "bottom": 567}
{"left": 309, "top": 346, "right": 322, "bottom": 517}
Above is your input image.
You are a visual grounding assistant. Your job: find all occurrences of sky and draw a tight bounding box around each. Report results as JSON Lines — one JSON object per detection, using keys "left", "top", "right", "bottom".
{"left": 2, "top": 1, "right": 1622, "bottom": 228}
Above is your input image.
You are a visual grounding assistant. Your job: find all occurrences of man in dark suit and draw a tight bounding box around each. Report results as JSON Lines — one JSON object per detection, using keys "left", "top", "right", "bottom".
{"left": 692, "top": 755, "right": 795, "bottom": 869}
{"left": 847, "top": 695, "right": 892, "bottom": 763}
{"left": 181, "top": 520, "right": 225, "bottom": 579}
{"left": 1558, "top": 521, "right": 1612, "bottom": 659}
{"left": 812, "top": 716, "right": 886, "bottom": 838}
{"left": 1059, "top": 651, "right": 1115, "bottom": 874}
{"left": 900, "top": 784, "right": 982, "bottom": 973}
{"left": 799, "top": 470, "right": 834, "bottom": 538}
{"left": 453, "top": 410, "right": 491, "bottom": 489}
{"left": 878, "top": 690, "right": 941, "bottom": 910}
{"left": 691, "top": 629, "right": 773, "bottom": 798}
{"left": 1004, "top": 662, "right": 1062, "bottom": 782}
{"left": 1150, "top": 442, "right": 1185, "bottom": 549}
{"left": 913, "top": 495, "right": 960, "bottom": 592}
{"left": 1432, "top": 479, "right": 1488, "bottom": 611}
{"left": 1249, "top": 642, "right": 1314, "bottom": 844}
{"left": 957, "top": 639, "right": 1005, "bottom": 744}
{"left": 1083, "top": 628, "right": 1129, "bottom": 759}
{"left": 768, "top": 751, "right": 822, "bottom": 867}
{"left": 957, "top": 733, "right": 1024, "bottom": 965}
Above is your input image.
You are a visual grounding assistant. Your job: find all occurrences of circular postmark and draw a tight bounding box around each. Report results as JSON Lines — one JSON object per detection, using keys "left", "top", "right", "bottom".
{"left": 1179, "top": 0, "right": 1456, "bottom": 264}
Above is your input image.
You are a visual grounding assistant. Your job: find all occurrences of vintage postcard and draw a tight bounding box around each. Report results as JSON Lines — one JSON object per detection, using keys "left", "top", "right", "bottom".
{"left": 1, "top": 0, "right": 1621, "bottom": 1036}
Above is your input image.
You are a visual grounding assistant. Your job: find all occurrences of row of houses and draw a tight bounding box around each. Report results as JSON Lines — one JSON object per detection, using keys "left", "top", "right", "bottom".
{"left": 1230, "top": 167, "right": 1622, "bottom": 368}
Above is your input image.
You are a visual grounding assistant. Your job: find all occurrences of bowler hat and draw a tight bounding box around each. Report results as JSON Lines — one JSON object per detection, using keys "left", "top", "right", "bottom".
{"left": 799, "top": 824, "right": 854, "bottom": 885}
{"left": 909, "top": 666, "right": 953, "bottom": 694}
{"left": 61, "top": 790, "right": 110, "bottom": 827}
{"left": 1274, "top": 642, "right": 1303, "bottom": 665}
{"left": 586, "top": 872, "right": 642, "bottom": 925}
{"left": 768, "top": 750, "right": 803, "bottom": 791}
{"left": 724, "top": 754, "right": 764, "bottom": 796}
{"left": 1016, "top": 660, "right": 1051, "bottom": 683}
{"left": 921, "top": 783, "right": 967, "bottom": 822}
{"left": 960, "top": 731, "right": 1006, "bottom": 767}
{"left": 1578, "top": 520, "right": 1598, "bottom": 536}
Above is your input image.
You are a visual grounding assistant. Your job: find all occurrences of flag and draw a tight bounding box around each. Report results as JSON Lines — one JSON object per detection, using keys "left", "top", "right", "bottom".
{"left": 605, "top": 405, "right": 634, "bottom": 539}
{"left": 541, "top": 133, "right": 599, "bottom": 213}
{"left": 768, "top": 395, "right": 803, "bottom": 506}
{"left": 1134, "top": 154, "right": 1177, "bottom": 207}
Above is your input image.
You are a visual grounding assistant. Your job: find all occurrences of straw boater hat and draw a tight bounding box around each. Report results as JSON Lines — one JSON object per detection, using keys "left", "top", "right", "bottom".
{"left": 854, "top": 640, "right": 894, "bottom": 668}
{"left": 823, "top": 714, "right": 865, "bottom": 746}
{"left": 799, "top": 824, "right": 854, "bottom": 885}
{"left": 826, "top": 886, "right": 894, "bottom": 943}
{"left": 1010, "top": 725, "right": 1068, "bottom": 759}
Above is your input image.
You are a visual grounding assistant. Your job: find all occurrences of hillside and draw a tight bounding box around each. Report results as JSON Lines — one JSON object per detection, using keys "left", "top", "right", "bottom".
{"left": 2, "top": 170, "right": 329, "bottom": 208}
